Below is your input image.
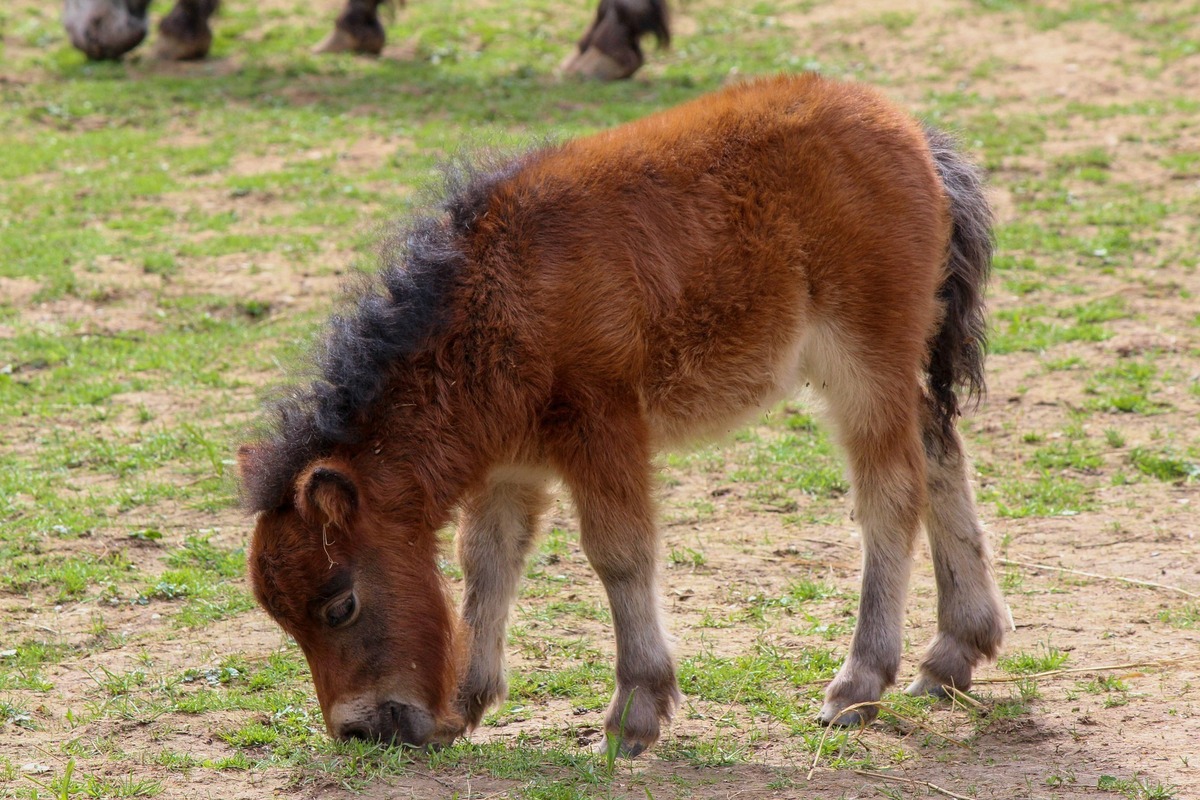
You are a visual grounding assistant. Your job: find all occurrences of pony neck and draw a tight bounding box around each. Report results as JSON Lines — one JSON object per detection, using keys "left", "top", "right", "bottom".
{"left": 364, "top": 360, "right": 510, "bottom": 539}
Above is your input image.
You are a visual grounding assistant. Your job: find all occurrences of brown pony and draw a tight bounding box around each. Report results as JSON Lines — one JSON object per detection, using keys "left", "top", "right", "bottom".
{"left": 239, "top": 72, "right": 1008, "bottom": 755}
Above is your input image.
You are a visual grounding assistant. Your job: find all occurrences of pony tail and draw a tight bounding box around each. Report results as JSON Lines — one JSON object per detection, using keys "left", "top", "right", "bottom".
{"left": 923, "top": 125, "right": 993, "bottom": 431}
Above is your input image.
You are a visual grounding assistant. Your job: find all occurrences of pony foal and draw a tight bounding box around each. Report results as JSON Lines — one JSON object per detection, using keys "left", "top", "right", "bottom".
{"left": 240, "top": 73, "right": 1008, "bottom": 755}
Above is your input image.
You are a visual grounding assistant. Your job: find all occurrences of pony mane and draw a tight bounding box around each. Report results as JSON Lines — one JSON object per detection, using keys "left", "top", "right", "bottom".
{"left": 241, "top": 148, "right": 543, "bottom": 514}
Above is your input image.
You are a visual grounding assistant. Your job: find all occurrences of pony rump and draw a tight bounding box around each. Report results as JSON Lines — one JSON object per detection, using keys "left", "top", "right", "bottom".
{"left": 923, "top": 125, "right": 993, "bottom": 431}
{"left": 240, "top": 146, "right": 547, "bottom": 515}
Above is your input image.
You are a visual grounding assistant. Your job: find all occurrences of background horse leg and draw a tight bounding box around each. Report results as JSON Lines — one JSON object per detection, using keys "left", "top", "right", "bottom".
{"left": 63, "top": 0, "right": 153, "bottom": 60}
{"left": 907, "top": 398, "right": 1008, "bottom": 697}
{"left": 155, "top": 0, "right": 218, "bottom": 60}
{"left": 562, "top": 0, "right": 670, "bottom": 80}
{"left": 818, "top": 378, "right": 927, "bottom": 727}
{"left": 456, "top": 477, "right": 553, "bottom": 729}
{"left": 313, "top": 0, "right": 386, "bottom": 55}
{"left": 549, "top": 397, "right": 680, "bottom": 756}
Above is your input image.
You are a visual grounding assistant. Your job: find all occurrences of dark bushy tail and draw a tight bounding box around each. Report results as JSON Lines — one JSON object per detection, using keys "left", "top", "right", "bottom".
{"left": 923, "top": 125, "right": 993, "bottom": 432}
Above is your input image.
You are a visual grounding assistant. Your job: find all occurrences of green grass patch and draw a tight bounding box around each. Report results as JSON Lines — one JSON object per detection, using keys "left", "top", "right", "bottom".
{"left": 730, "top": 411, "right": 847, "bottom": 512}
{"left": 990, "top": 307, "right": 1111, "bottom": 354}
{"left": 679, "top": 641, "right": 840, "bottom": 733}
{"left": 1128, "top": 448, "right": 1199, "bottom": 482}
{"left": 1085, "top": 360, "right": 1170, "bottom": 415}
{"left": 1000, "top": 644, "right": 1069, "bottom": 675}
{"left": 981, "top": 472, "right": 1095, "bottom": 518}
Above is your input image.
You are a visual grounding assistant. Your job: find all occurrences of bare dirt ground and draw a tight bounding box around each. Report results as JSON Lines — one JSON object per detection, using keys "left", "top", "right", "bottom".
{"left": 2, "top": 0, "right": 1199, "bottom": 798}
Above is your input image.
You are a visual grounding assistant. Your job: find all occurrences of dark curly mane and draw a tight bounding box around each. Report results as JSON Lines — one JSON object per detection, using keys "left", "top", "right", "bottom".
{"left": 240, "top": 149, "right": 541, "bottom": 513}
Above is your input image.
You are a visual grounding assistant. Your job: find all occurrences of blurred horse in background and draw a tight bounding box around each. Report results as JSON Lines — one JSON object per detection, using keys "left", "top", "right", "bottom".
{"left": 62, "top": 0, "right": 669, "bottom": 79}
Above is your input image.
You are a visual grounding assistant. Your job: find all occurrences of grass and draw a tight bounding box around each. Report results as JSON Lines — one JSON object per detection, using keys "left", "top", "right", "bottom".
{"left": 999, "top": 645, "right": 1069, "bottom": 675}
{"left": 1098, "top": 774, "right": 1180, "bottom": 800}
{"left": 2, "top": 0, "right": 1198, "bottom": 798}
{"left": 980, "top": 471, "right": 1095, "bottom": 518}
{"left": 728, "top": 412, "right": 848, "bottom": 512}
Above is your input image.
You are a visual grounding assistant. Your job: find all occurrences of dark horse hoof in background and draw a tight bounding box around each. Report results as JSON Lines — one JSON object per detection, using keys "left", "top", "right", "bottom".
{"left": 61, "top": 0, "right": 670, "bottom": 79}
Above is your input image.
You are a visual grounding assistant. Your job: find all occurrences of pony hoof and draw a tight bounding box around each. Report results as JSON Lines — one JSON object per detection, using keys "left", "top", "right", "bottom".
{"left": 313, "top": 23, "right": 384, "bottom": 55}
{"left": 818, "top": 699, "right": 879, "bottom": 727}
{"left": 313, "top": 28, "right": 356, "bottom": 54}
{"left": 426, "top": 720, "right": 467, "bottom": 752}
{"left": 456, "top": 689, "right": 505, "bottom": 731}
{"left": 154, "top": 34, "right": 211, "bottom": 61}
{"left": 561, "top": 47, "right": 637, "bottom": 81}
{"left": 594, "top": 736, "right": 648, "bottom": 759}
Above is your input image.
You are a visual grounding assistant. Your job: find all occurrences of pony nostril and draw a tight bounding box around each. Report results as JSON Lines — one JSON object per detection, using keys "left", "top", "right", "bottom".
{"left": 340, "top": 725, "right": 372, "bottom": 741}
{"left": 379, "top": 701, "right": 435, "bottom": 747}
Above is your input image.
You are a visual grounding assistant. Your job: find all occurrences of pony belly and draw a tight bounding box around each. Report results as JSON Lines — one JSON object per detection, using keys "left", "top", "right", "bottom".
{"left": 643, "top": 320, "right": 811, "bottom": 449}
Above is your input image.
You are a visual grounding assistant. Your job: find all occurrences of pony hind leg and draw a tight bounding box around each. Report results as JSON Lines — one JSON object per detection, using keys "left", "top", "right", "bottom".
{"left": 907, "top": 398, "right": 1007, "bottom": 697}
{"left": 456, "top": 476, "right": 554, "bottom": 729}
{"left": 817, "top": 374, "right": 928, "bottom": 727}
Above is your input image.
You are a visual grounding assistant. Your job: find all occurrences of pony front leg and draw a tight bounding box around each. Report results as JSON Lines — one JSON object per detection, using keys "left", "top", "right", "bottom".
{"left": 456, "top": 479, "right": 553, "bottom": 730}
{"left": 580, "top": 505, "right": 680, "bottom": 756}
{"left": 551, "top": 406, "right": 680, "bottom": 756}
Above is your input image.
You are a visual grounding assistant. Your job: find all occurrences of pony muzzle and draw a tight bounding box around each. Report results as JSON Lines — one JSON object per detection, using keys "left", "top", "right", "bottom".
{"left": 330, "top": 699, "right": 440, "bottom": 747}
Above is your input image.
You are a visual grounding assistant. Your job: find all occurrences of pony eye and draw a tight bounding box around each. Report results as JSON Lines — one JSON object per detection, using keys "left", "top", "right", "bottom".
{"left": 324, "top": 591, "right": 359, "bottom": 629}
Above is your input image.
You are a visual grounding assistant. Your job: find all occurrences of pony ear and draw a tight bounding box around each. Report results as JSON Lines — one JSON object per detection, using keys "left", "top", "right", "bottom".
{"left": 237, "top": 442, "right": 279, "bottom": 511}
{"left": 296, "top": 460, "right": 359, "bottom": 529}
{"left": 236, "top": 443, "right": 263, "bottom": 481}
